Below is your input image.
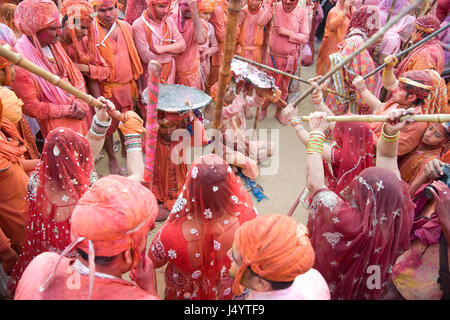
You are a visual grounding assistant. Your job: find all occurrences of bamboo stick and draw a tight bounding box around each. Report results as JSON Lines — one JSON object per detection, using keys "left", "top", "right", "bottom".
{"left": 290, "top": 0, "right": 422, "bottom": 108}
{"left": 212, "top": 0, "right": 241, "bottom": 130}
{"left": 0, "top": 43, "right": 126, "bottom": 123}
{"left": 300, "top": 114, "right": 450, "bottom": 123}
{"left": 363, "top": 22, "right": 450, "bottom": 79}
{"left": 385, "top": 0, "right": 398, "bottom": 23}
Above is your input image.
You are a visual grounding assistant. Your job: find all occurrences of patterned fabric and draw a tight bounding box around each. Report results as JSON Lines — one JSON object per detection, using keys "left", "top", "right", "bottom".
{"left": 14, "top": 0, "right": 59, "bottom": 36}
{"left": 414, "top": 14, "right": 441, "bottom": 34}
{"left": 149, "top": 154, "right": 257, "bottom": 300}
{"left": 307, "top": 167, "right": 414, "bottom": 300}
{"left": 325, "top": 35, "right": 376, "bottom": 115}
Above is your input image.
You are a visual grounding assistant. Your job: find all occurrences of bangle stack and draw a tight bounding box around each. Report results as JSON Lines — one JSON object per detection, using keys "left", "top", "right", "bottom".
{"left": 89, "top": 114, "right": 111, "bottom": 137}
{"left": 307, "top": 131, "right": 326, "bottom": 155}
{"left": 289, "top": 116, "right": 302, "bottom": 127}
{"left": 312, "top": 91, "right": 323, "bottom": 106}
{"left": 381, "top": 123, "right": 400, "bottom": 143}
{"left": 124, "top": 134, "right": 142, "bottom": 154}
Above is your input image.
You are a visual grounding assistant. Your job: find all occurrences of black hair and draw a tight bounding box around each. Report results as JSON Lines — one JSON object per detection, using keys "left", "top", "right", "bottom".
{"left": 402, "top": 83, "right": 426, "bottom": 108}
{"left": 248, "top": 267, "right": 294, "bottom": 291}
{"left": 77, "top": 248, "right": 118, "bottom": 266}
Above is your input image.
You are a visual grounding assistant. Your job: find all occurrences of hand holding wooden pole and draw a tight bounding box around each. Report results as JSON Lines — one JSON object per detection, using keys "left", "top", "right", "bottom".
{"left": 299, "top": 114, "right": 450, "bottom": 123}
{"left": 0, "top": 43, "right": 126, "bottom": 123}
{"left": 290, "top": 0, "right": 422, "bottom": 108}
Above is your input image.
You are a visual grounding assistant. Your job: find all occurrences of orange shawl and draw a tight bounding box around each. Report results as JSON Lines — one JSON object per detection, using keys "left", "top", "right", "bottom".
{"left": 96, "top": 19, "right": 143, "bottom": 98}
{"left": 0, "top": 100, "right": 27, "bottom": 171}
{"left": 236, "top": 7, "right": 265, "bottom": 63}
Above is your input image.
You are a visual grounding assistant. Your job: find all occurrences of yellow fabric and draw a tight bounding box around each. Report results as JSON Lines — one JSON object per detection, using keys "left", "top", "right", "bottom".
{"left": 0, "top": 86, "right": 23, "bottom": 124}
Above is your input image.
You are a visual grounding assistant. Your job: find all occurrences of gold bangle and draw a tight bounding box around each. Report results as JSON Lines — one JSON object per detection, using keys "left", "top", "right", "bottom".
{"left": 381, "top": 123, "right": 400, "bottom": 143}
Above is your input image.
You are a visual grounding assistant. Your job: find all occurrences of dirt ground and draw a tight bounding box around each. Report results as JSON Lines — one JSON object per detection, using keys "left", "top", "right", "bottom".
{"left": 94, "top": 53, "right": 318, "bottom": 298}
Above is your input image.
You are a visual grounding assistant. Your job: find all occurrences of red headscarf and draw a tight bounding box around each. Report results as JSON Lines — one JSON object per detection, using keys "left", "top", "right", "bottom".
{"left": 150, "top": 154, "right": 257, "bottom": 299}
{"left": 308, "top": 167, "right": 414, "bottom": 300}
{"left": 146, "top": 0, "right": 172, "bottom": 20}
{"left": 35, "top": 127, "right": 94, "bottom": 223}
{"left": 14, "top": 0, "right": 59, "bottom": 36}
{"left": 346, "top": 5, "right": 380, "bottom": 39}
{"left": 198, "top": 0, "right": 215, "bottom": 13}
{"left": 414, "top": 14, "right": 441, "bottom": 34}
{"left": 398, "top": 69, "right": 434, "bottom": 100}
{"left": 324, "top": 121, "right": 374, "bottom": 197}
{"left": 232, "top": 214, "right": 315, "bottom": 295}
{"left": 60, "top": 0, "right": 96, "bottom": 65}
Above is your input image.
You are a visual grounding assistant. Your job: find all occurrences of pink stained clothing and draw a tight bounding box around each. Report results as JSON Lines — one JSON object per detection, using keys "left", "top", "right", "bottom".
{"left": 236, "top": 3, "right": 273, "bottom": 63}
{"left": 12, "top": 37, "right": 90, "bottom": 138}
{"left": 95, "top": 22, "right": 136, "bottom": 136}
{"left": 307, "top": 167, "right": 415, "bottom": 300}
{"left": 245, "top": 269, "right": 330, "bottom": 300}
{"left": 199, "top": 22, "right": 218, "bottom": 90}
{"left": 14, "top": 252, "right": 159, "bottom": 300}
{"left": 64, "top": 37, "right": 110, "bottom": 83}
{"left": 173, "top": 15, "right": 208, "bottom": 89}
{"left": 132, "top": 13, "right": 184, "bottom": 89}
{"left": 268, "top": 2, "right": 309, "bottom": 101}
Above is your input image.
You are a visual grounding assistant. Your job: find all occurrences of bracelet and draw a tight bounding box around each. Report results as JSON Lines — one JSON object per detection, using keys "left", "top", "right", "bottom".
{"left": 124, "top": 134, "right": 142, "bottom": 153}
{"left": 307, "top": 133, "right": 325, "bottom": 155}
{"left": 309, "top": 130, "right": 326, "bottom": 138}
{"left": 312, "top": 92, "right": 323, "bottom": 105}
{"left": 89, "top": 114, "right": 111, "bottom": 137}
{"left": 381, "top": 123, "right": 400, "bottom": 143}
{"left": 289, "top": 116, "right": 303, "bottom": 127}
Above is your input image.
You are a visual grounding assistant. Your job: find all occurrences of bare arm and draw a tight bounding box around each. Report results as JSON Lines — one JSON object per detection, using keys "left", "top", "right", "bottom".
{"left": 381, "top": 55, "right": 399, "bottom": 91}
{"left": 352, "top": 76, "right": 383, "bottom": 113}
{"left": 189, "top": 0, "right": 207, "bottom": 45}
{"left": 305, "top": 112, "right": 330, "bottom": 196}
{"left": 375, "top": 108, "right": 416, "bottom": 178}
{"left": 85, "top": 96, "right": 113, "bottom": 160}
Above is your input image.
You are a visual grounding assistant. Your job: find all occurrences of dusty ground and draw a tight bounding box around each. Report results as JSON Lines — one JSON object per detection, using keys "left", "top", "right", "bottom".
{"left": 94, "top": 53, "right": 318, "bottom": 298}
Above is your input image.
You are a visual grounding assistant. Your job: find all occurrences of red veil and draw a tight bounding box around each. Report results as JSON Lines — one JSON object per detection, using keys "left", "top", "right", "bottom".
{"left": 149, "top": 154, "right": 257, "bottom": 299}
{"left": 307, "top": 167, "right": 414, "bottom": 300}
{"left": 324, "top": 121, "right": 374, "bottom": 196}
{"left": 7, "top": 128, "right": 94, "bottom": 295}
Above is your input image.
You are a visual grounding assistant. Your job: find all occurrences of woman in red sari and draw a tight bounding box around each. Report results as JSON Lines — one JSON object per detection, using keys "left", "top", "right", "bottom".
{"left": 304, "top": 108, "right": 415, "bottom": 300}
{"left": 149, "top": 154, "right": 258, "bottom": 300}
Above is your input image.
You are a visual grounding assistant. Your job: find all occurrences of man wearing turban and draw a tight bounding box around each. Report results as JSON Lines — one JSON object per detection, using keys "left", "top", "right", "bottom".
{"left": 229, "top": 214, "right": 330, "bottom": 299}
{"left": 12, "top": 0, "right": 91, "bottom": 139}
{"left": 132, "top": 0, "right": 186, "bottom": 90}
{"left": 59, "top": 0, "right": 111, "bottom": 110}
{"left": 353, "top": 67, "right": 437, "bottom": 157}
{"left": 394, "top": 15, "right": 445, "bottom": 76}
{"left": 171, "top": 0, "right": 208, "bottom": 89}
{"left": 90, "top": 0, "right": 143, "bottom": 175}
{"left": 14, "top": 175, "right": 160, "bottom": 300}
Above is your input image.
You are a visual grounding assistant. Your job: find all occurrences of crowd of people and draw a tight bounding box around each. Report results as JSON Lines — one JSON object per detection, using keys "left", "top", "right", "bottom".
{"left": 0, "top": 0, "right": 449, "bottom": 301}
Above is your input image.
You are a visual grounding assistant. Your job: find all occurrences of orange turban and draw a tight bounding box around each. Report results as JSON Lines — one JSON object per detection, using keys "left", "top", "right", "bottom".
{"left": 71, "top": 175, "right": 158, "bottom": 260}
{"left": 61, "top": 0, "right": 96, "bottom": 24}
{"left": 90, "top": 0, "right": 121, "bottom": 8}
{"left": 198, "top": 0, "right": 215, "bottom": 13}
{"left": 232, "top": 214, "right": 315, "bottom": 295}
{"left": 14, "top": 0, "right": 60, "bottom": 36}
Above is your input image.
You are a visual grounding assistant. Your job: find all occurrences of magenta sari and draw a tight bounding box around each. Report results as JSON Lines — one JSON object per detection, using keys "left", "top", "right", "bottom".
{"left": 307, "top": 167, "right": 414, "bottom": 300}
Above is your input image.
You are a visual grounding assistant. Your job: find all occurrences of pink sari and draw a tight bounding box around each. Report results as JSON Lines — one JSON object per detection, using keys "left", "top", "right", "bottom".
{"left": 307, "top": 167, "right": 414, "bottom": 300}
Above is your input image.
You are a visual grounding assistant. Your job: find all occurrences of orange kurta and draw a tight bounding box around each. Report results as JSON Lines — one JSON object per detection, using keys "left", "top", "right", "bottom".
{"left": 0, "top": 119, "right": 29, "bottom": 254}
{"left": 316, "top": 4, "right": 352, "bottom": 76}
{"left": 14, "top": 252, "right": 159, "bottom": 300}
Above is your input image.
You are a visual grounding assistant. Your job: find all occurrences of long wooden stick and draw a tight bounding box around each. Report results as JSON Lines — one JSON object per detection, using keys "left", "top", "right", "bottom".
{"left": 142, "top": 61, "right": 161, "bottom": 188}
{"left": 385, "top": 0, "right": 398, "bottom": 23}
{"left": 300, "top": 114, "right": 450, "bottom": 123}
{"left": 363, "top": 22, "right": 450, "bottom": 79}
{"left": 0, "top": 44, "right": 126, "bottom": 122}
{"left": 290, "top": 0, "right": 422, "bottom": 108}
{"left": 212, "top": 0, "right": 241, "bottom": 130}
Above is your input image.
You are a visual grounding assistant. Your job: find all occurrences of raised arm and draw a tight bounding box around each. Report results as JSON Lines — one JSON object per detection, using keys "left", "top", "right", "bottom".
{"left": 188, "top": 0, "right": 207, "bottom": 45}
{"left": 85, "top": 96, "right": 113, "bottom": 160}
{"left": 376, "top": 107, "right": 416, "bottom": 177}
{"left": 381, "top": 55, "right": 399, "bottom": 91}
{"left": 305, "top": 112, "right": 331, "bottom": 196}
{"left": 352, "top": 75, "right": 383, "bottom": 113}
